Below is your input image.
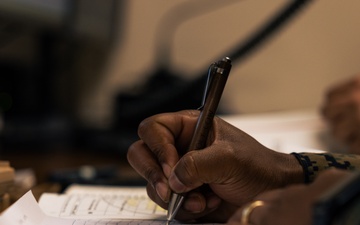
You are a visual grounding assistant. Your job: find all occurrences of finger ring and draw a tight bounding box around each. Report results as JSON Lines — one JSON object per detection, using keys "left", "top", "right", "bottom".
{"left": 241, "top": 200, "right": 265, "bottom": 224}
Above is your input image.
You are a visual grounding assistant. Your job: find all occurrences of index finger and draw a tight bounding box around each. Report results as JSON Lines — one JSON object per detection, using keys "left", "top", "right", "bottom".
{"left": 137, "top": 110, "right": 200, "bottom": 177}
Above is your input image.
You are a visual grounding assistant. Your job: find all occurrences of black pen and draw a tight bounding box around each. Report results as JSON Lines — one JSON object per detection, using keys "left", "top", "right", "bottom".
{"left": 167, "top": 57, "right": 232, "bottom": 222}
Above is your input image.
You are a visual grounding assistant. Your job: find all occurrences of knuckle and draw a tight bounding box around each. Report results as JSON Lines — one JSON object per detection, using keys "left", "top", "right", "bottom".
{"left": 137, "top": 113, "right": 166, "bottom": 137}
{"left": 144, "top": 167, "right": 163, "bottom": 184}
{"left": 127, "top": 141, "right": 141, "bottom": 162}
{"left": 137, "top": 117, "right": 154, "bottom": 137}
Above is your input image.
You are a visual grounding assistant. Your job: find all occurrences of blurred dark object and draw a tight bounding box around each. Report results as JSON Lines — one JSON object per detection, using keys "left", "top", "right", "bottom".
{"left": 48, "top": 164, "right": 146, "bottom": 191}
{"left": 313, "top": 170, "right": 360, "bottom": 225}
{"left": 113, "top": 68, "right": 209, "bottom": 138}
{"left": 0, "top": 0, "right": 123, "bottom": 151}
{"left": 72, "top": 67, "right": 211, "bottom": 154}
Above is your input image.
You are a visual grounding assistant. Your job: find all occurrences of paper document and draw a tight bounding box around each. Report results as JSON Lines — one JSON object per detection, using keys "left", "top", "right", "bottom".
{"left": 0, "top": 187, "right": 220, "bottom": 225}
{"left": 38, "top": 184, "right": 167, "bottom": 219}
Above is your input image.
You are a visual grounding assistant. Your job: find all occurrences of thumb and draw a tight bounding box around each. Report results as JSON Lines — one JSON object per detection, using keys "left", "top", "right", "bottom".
{"left": 168, "top": 146, "right": 235, "bottom": 193}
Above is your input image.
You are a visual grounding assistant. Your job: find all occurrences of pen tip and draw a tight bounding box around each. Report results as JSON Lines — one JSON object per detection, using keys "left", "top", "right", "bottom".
{"left": 167, "top": 193, "right": 185, "bottom": 222}
{"left": 167, "top": 208, "right": 175, "bottom": 221}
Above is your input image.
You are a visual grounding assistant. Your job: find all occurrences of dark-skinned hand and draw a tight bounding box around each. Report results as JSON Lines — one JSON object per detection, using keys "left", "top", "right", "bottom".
{"left": 127, "top": 110, "right": 304, "bottom": 223}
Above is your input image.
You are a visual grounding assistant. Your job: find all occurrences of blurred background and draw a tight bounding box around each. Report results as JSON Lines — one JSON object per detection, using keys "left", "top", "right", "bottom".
{"left": 0, "top": 0, "right": 360, "bottom": 193}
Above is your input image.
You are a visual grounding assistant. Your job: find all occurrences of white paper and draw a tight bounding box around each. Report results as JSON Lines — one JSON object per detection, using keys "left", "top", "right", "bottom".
{"left": 0, "top": 191, "right": 52, "bottom": 225}
{"left": 39, "top": 185, "right": 167, "bottom": 220}
{"left": 0, "top": 190, "right": 219, "bottom": 225}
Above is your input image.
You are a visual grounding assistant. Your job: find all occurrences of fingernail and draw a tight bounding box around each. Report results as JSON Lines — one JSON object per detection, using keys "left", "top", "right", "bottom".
{"left": 155, "top": 182, "right": 170, "bottom": 203}
{"left": 183, "top": 194, "right": 205, "bottom": 213}
{"left": 162, "top": 163, "right": 172, "bottom": 178}
{"left": 168, "top": 173, "right": 187, "bottom": 193}
{"left": 207, "top": 195, "right": 221, "bottom": 209}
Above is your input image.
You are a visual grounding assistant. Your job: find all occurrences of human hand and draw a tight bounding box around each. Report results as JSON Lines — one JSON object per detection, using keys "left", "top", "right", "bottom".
{"left": 127, "top": 110, "right": 303, "bottom": 222}
{"left": 322, "top": 75, "right": 360, "bottom": 154}
{"left": 227, "top": 169, "right": 351, "bottom": 225}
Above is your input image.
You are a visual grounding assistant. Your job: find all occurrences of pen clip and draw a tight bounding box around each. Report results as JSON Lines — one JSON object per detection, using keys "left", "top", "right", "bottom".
{"left": 198, "top": 62, "right": 216, "bottom": 110}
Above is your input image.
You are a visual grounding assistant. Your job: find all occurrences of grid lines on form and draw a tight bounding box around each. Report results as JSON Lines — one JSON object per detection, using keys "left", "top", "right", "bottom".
{"left": 60, "top": 193, "right": 166, "bottom": 219}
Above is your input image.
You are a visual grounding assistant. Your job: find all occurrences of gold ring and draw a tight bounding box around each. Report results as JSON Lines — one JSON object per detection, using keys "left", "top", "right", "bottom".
{"left": 241, "top": 200, "right": 265, "bottom": 224}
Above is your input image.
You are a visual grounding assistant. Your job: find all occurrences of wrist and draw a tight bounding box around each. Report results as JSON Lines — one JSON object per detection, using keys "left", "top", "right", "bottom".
{"left": 275, "top": 152, "right": 305, "bottom": 186}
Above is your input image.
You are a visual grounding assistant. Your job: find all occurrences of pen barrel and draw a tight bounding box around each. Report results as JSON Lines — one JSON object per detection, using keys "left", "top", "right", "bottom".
{"left": 167, "top": 58, "right": 231, "bottom": 221}
{"left": 189, "top": 59, "right": 231, "bottom": 150}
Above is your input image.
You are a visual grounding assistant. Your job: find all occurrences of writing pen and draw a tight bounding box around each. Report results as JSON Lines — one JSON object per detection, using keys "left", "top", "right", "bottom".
{"left": 167, "top": 57, "right": 232, "bottom": 222}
